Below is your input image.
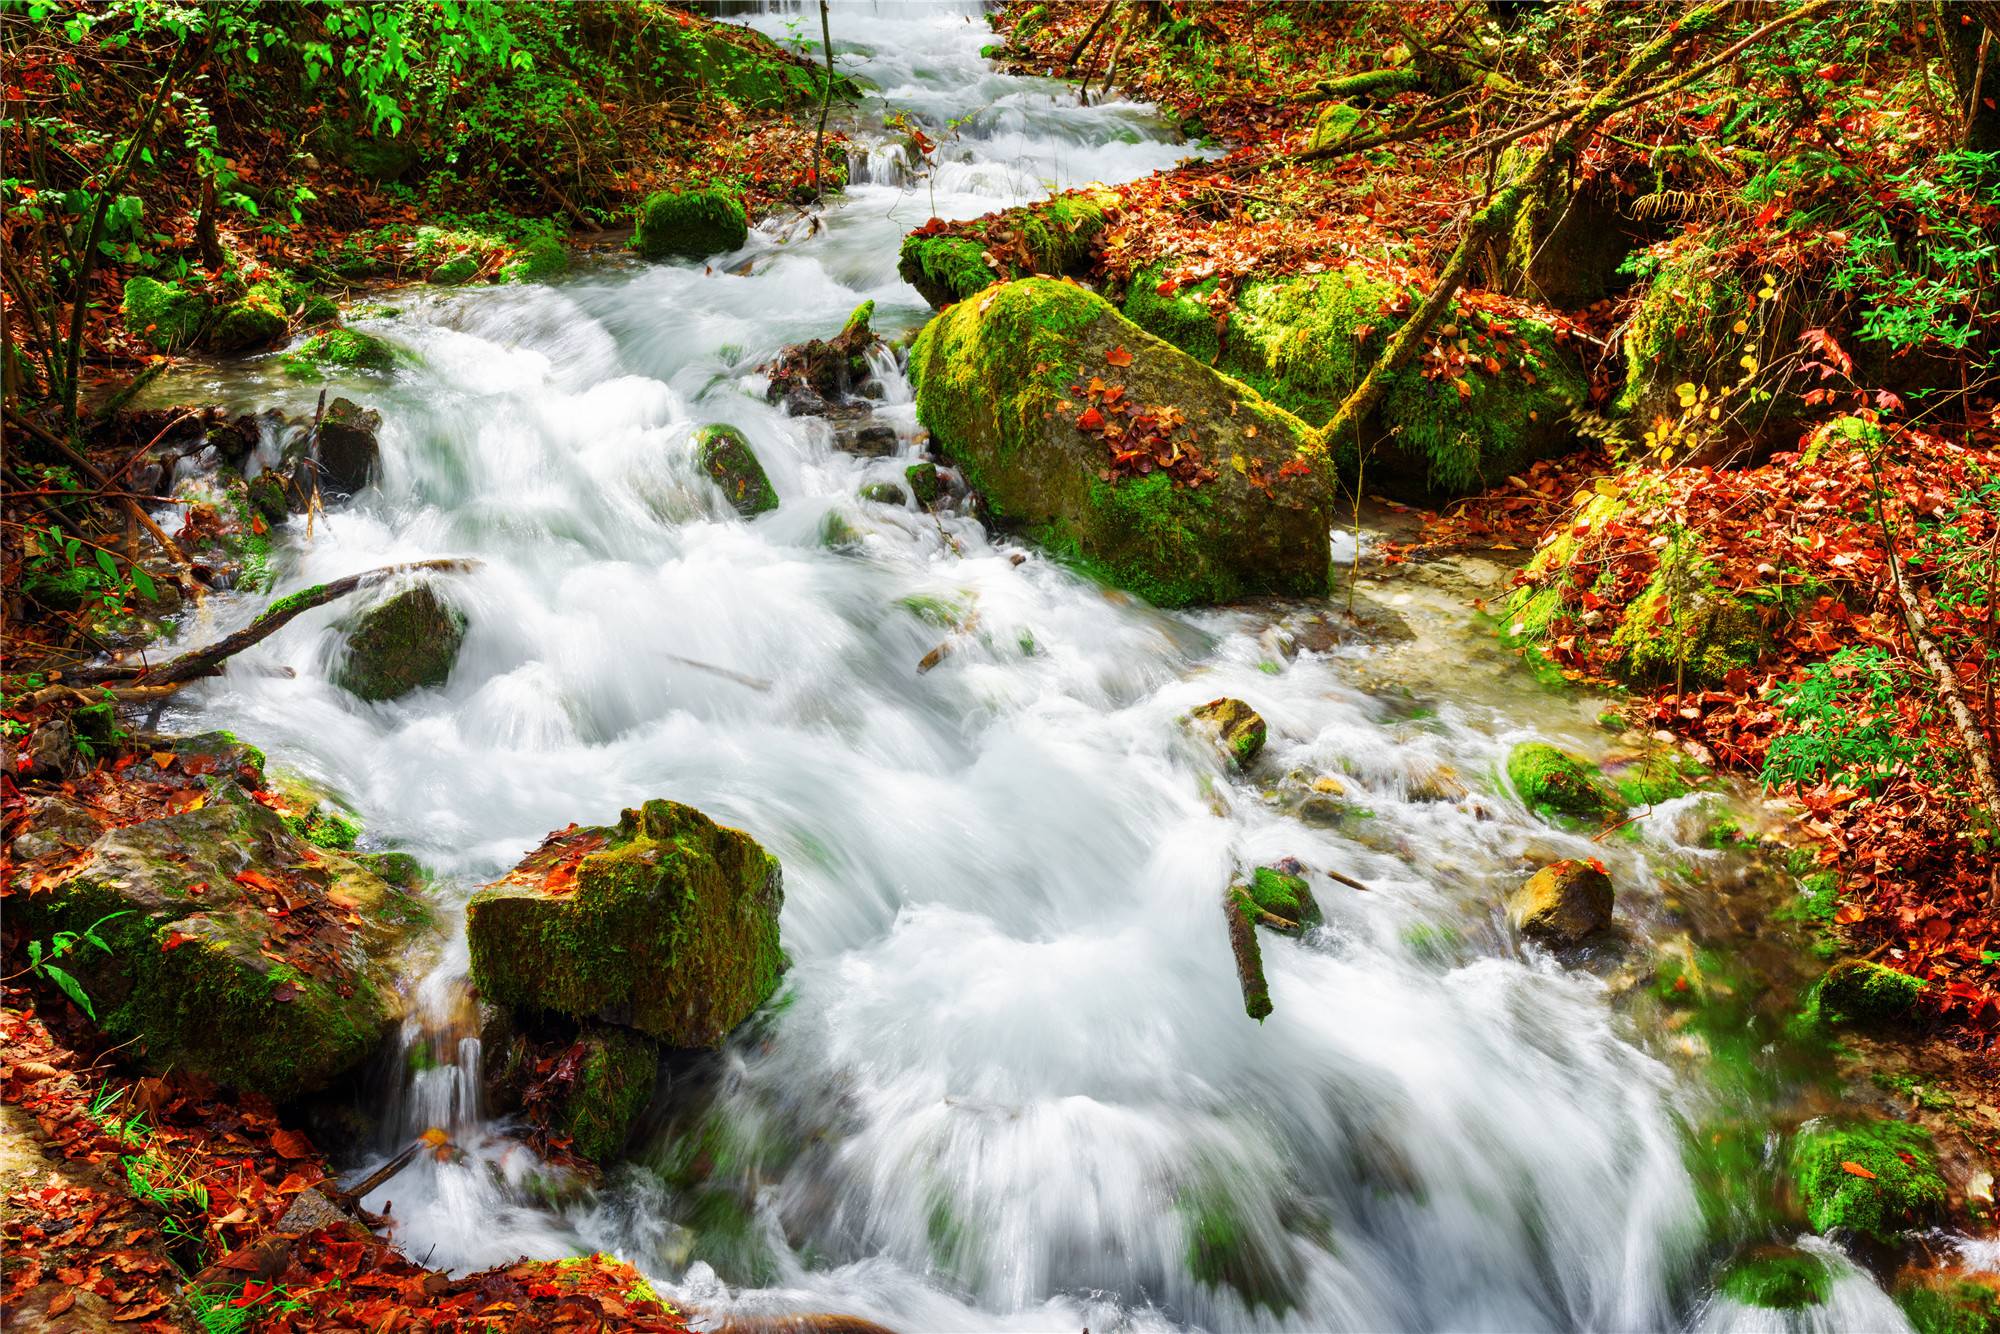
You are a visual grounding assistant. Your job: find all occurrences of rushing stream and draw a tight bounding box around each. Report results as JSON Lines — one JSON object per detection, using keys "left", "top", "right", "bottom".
{"left": 136, "top": 4, "right": 1934, "bottom": 1330}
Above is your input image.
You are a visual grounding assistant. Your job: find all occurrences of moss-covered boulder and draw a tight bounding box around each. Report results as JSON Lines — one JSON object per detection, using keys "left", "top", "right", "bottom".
{"left": 7, "top": 764, "right": 422, "bottom": 1100}
{"left": 556, "top": 1024, "right": 658, "bottom": 1164}
{"left": 122, "top": 277, "right": 208, "bottom": 351}
{"left": 1791, "top": 1117, "right": 1945, "bottom": 1242}
{"left": 1815, "top": 959, "right": 1926, "bottom": 1028}
{"left": 1507, "top": 742, "right": 1617, "bottom": 821}
{"left": 904, "top": 461, "right": 942, "bottom": 508}
{"left": 334, "top": 583, "right": 467, "bottom": 702}
{"left": 858, "top": 481, "right": 905, "bottom": 505}
{"left": 502, "top": 237, "right": 568, "bottom": 283}
{"left": 429, "top": 253, "right": 481, "bottom": 286}
{"left": 1124, "top": 263, "right": 1587, "bottom": 498}
{"left": 1487, "top": 145, "right": 1650, "bottom": 310}
{"left": 694, "top": 424, "right": 778, "bottom": 517}
{"left": 1305, "top": 102, "right": 1370, "bottom": 151}
{"left": 897, "top": 190, "right": 1119, "bottom": 309}
{"left": 1190, "top": 698, "right": 1268, "bottom": 768}
{"left": 1508, "top": 858, "right": 1614, "bottom": 945}
{"left": 632, "top": 188, "right": 747, "bottom": 261}
{"left": 466, "top": 799, "right": 785, "bottom": 1048}
{"left": 1715, "top": 1247, "right": 1831, "bottom": 1310}
{"left": 910, "top": 278, "right": 1334, "bottom": 607}
{"left": 763, "top": 300, "right": 879, "bottom": 404}
{"left": 286, "top": 329, "right": 399, "bottom": 373}
{"left": 1242, "top": 864, "right": 1321, "bottom": 933}
{"left": 283, "top": 396, "right": 382, "bottom": 503}
{"left": 203, "top": 283, "right": 290, "bottom": 353}
{"left": 898, "top": 236, "right": 993, "bottom": 309}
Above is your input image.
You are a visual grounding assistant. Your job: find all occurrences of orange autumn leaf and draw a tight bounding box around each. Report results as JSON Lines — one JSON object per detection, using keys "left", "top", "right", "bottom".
{"left": 1077, "top": 407, "right": 1105, "bottom": 430}
{"left": 1840, "top": 1161, "right": 1877, "bottom": 1179}
{"left": 1105, "top": 346, "right": 1133, "bottom": 367}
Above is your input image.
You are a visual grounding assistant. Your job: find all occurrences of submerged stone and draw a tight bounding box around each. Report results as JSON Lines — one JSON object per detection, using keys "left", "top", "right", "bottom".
{"left": 632, "top": 188, "right": 748, "bottom": 261}
{"left": 287, "top": 329, "right": 399, "bottom": 372}
{"left": 858, "top": 481, "right": 906, "bottom": 505}
{"left": 286, "top": 397, "right": 382, "bottom": 501}
{"left": 466, "top": 799, "right": 785, "bottom": 1048}
{"left": 1191, "top": 698, "right": 1267, "bottom": 768}
{"left": 1244, "top": 864, "right": 1321, "bottom": 932}
{"left": 910, "top": 278, "right": 1333, "bottom": 607}
{"left": 334, "top": 583, "right": 468, "bottom": 702}
{"left": 904, "top": 461, "right": 943, "bottom": 508}
{"left": 1508, "top": 858, "right": 1613, "bottom": 945}
{"left": 1790, "top": 1117, "right": 1945, "bottom": 1243}
{"left": 1716, "top": 1246, "right": 1831, "bottom": 1310}
{"left": 1506, "top": 741, "right": 1616, "bottom": 821}
{"left": 694, "top": 423, "right": 778, "bottom": 517}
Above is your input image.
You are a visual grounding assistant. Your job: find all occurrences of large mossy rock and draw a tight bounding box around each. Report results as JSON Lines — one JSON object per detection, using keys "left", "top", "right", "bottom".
{"left": 466, "top": 799, "right": 785, "bottom": 1048}
{"left": 334, "top": 583, "right": 467, "bottom": 702}
{"left": 1487, "top": 145, "right": 1651, "bottom": 310}
{"left": 502, "top": 237, "right": 569, "bottom": 284}
{"left": 1814, "top": 959, "right": 1926, "bottom": 1028}
{"left": 1123, "top": 263, "right": 1587, "bottom": 499}
{"left": 1504, "top": 488, "right": 1771, "bottom": 686}
{"left": 1790, "top": 1117, "right": 1945, "bottom": 1243}
{"left": 286, "top": 329, "right": 399, "bottom": 373}
{"left": 897, "top": 190, "right": 1119, "bottom": 309}
{"left": 693, "top": 424, "right": 778, "bottom": 517}
{"left": 1715, "top": 1247, "right": 1832, "bottom": 1311}
{"left": 7, "top": 740, "right": 422, "bottom": 1100}
{"left": 122, "top": 277, "right": 208, "bottom": 352}
{"left": 899, "top": 236, "right": 994, "bottom": 310}
{"left": 632, "top": 188, "right": 747, "bottom": 261}
{"left": 909, "top": 278, "right": 1334, "bottom": 607}
{"left": 203, "top": 282, "right": 291, "bottom": 353}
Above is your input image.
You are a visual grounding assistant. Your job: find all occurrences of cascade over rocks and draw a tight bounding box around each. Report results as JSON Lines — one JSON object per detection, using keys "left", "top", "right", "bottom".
{"left": 6, "top": 734, "right": 426, "bottom": 1101}
{"left": 334, "top": 582, "right": 467, "bottom": 702}
{"left": 466, "top": 799, "right": 785, "bottom": 1050}
{"left": 910, "top": 278, "right": 1334, "bottom": 607}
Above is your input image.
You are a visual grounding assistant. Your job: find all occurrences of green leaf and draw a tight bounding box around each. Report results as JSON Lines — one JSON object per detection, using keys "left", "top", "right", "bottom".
{"left": 45, "top": 966, "right": 96, "bottom": 1020}
{"left": 96, "top": 547, "right": 119, "bottom": 579}
{"left": 130, "top": 566, "right": 156, "bottom": 601}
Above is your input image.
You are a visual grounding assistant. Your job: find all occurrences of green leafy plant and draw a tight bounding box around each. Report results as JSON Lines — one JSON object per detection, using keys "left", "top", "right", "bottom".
{"left": 17, "top": 911, "right": 130, "bottom": 1020}
{"left": 1762, "top": 647, "right": 1926, "bottom": 794}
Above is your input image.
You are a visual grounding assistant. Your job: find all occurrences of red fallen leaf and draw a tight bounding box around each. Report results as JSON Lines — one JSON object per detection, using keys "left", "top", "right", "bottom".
{"left": 270, "top": 1127, "right": 314, "bottom": 1158}
{"left": 234, "top": 869, "right": 285, "bottom": 894}
{"left": 1105, "top": 347, "right": 1133, "bottom": 367}
{"left": 1157, "top": 278, "right": 1178, "bottom": 295}
{"left": 45, "top": 1292, "right": 75, "bottom": 1315}
{"left": 1840, "top": 1161, "right": 1877, "bottom": 1179}
{"left": 1077, "top": 407, "right": 1105, "bottom": 430}
{"left": 271, "top": 983, "right": 299, "bottom": 1003}
{"left": 1753, "top": 198, "right": 1783, "bottom": 228}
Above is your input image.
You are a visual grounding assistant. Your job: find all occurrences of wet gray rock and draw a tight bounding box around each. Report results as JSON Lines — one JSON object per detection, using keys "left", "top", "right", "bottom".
{"left": 839, "top": 422, "right": 899, "bottom": 457}
{"left": 334, "top": 583, "right": 468, "bottom": 701}
{"left": 286, "top": 398, "right": 381, "bottom": 503}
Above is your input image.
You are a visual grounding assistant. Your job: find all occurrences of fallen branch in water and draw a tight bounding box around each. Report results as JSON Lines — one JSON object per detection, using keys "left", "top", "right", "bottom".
{"left": 662, "top": 653, "right": 773, "bottom": 691}
{"left": 40, "top": 559, "right": 480, "bottom": 703}
{"left": 1322, "top": 867, "right": 1372, "bottom": 893}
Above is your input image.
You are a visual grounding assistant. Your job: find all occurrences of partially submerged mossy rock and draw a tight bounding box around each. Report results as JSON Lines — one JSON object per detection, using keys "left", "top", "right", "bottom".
{"left": 763, "top": 300, "right": 879, "bottom": 405}
{"left": 466, "top": 799, "right": 785, "bottom": 1048}
{"left": 1224, "top": 886, "right": 1273, "bottom": 1021}
{"left": 502, "top": 237, "right": 568, "bottom": 283}
{"left": 1791, "top": 1117, "right": 1945, "bottom": 1242}
{"left": 858, "top": 481, "right": 905, "bottom": 505}
{"left": 1897, "top": 1277, "right": 2000, "bottom": 1334}
{"left": 122, "top": 277, "right": 208, "bottom": 352}
{"left": 334, "top": 583, "right": 467, "bottom": 702}
{"left": 1508, "top": 858, "right": 1613, "bottom": 945}
{"left": 284, "top": 397, "right": 382, "bottom": 501}
{"left": 1507, "top": 741, "right": 1617, "bottom": 821}
{"left": 286, "top": 329, "right": 398, "bottom": 373}
{"left": 429, "top": 254, "right": 481, "bottom": 286}
{"left": 8, "top": 767, "right": 421, "bottom": 1100}
{"left": 1716, "top": 1246, "right": 1832, "bottom": 1310}
{"left": 897, "top": 190, "right": 1119, "bottom": 309}
{"left": 203, "top": 283, "right": 290, "bottom": 353}
{"left": 910, "top": 278, "right": 1334, "bottom": 607}
{"left": 557, "top": 1024, "right": 658, "bottom": 1165}
{"left": 904, "top": 461, "right": 942, "bottom": 508}
{"left": 1817, "top": 959, "right": 1925, "bottom": 1027}
{"left": 1244, "top": 864, "right": 1321, "bottom": 932}
{"left": 1190, "top": 698, "right": 1268, "bottom": 768}
{"left": 1123, "top": 262, "right": 1587, "bottom": 499}
{"left": 632, "top": 188, "right": 747, "bottom": 261}
{"left": 694, "top": 424, "right": 778, "bottom": 517}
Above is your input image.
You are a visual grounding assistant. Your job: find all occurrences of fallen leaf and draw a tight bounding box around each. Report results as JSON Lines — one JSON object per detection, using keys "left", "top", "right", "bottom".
{"left": 1105, "top": 346, "right": 1132, "bottom": 367}
{"left": 1840, "top": 1161, "right": 1877, "bottom": 1179}
{"left": 270, "top": 1128, "right": 314, "bottom": 1159}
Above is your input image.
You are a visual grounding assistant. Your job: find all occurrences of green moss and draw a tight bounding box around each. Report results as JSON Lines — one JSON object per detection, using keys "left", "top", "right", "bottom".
{"left": 501, "top": 236, "right": 568, "bottom": 283}
{"left": 839, "top": 299, "right": 874, "bottom": 342}
{"left": 693, "top": 424, "right": 778, "bottom": 517}
{"left": 858, "top": 481, "right": 905, "bottom": 505}
{"left": 1614, "top": 753, "right": 1700, "bottom": 806}
{"left": 204, "top": 284, "right": 289, "bottom": 353}
{"left": 909, "top": 277, "right": 1331, "bottom": 606}
{"left": 122, "top": 277, "right": 207, "bottom": 351}
{"left": 1305, "top": 102, "right": 1369, "bottom": 151}
{"left": 1791, "top": 1117, "right": 1945, "bottom": 1242}
{"left": 903, "top": 462, "right": 942, "bottom": 507}
{"left": 897, "top": 235, "right": 994, "bottom": 309}
{"left": 1616, "top": 247, "right": 1752, "bottom": 423}
{"left": 465, "top": 799, "right": 785, "bottom": 1049}
{"left": 559, "top": 1025, "right": 657, "bottom": 1164}
{"left": 1716, "top": 1248, "right": 1831, "bottom": 1309}
{"left": 334, "top": 584, "right": 467, "bottom": 701}
{"left": 1174, "top": 1171, "right": 1309, "bottom": 1316}
{"left": 1245, "top": 867, "right": 1320, "bottom": 930}
{"left": 1506, "top": 741, "right": 1616, "bottom": 821}
{"left": 632, "top": 188, "right": 747, "bottom": 261}
{"left": 353, "top": 851, "right": 430, "bottom": 895}
{"left": 1815, "top": 959, "right": 1926, "bottom": 1027}
{"left": 1606, "top": 529, "right": 1766, "bottom": 684}
{"left": 429, "top": 253, "right": 480, "bottom": 286}
{"left": 285, "top": 328, "right": 399, "bottom": 372}
{"left": 1899, "top": 1279, "right": 2000, "bottom": 1334}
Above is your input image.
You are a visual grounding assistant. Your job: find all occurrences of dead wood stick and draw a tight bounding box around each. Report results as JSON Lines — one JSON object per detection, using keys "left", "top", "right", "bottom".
{"left": 1883, "top": 540, "right": 2000, "bottom": 832}
{"left": 103, "top": 409, "right": 201, "bottom": 489}
{"left": 1323, "top": 868, "right": 1372, "bottom": 893}
{"left": 4, "top": 404, "right": 193, "bottom": 569}
{"left": 1064, "top": 2, "right": 1117, "bottom": 73}
{"left": 1085, "top": 7, "right": 1133, "bottom": 104}
{"left": 53, "top": 558, "right": 479, "bottom": 694}
{"left": 336, "top": 1138, "right": 425, "bottom": 1206}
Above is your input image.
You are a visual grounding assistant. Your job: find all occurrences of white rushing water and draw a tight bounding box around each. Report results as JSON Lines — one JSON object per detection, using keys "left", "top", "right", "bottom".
{"left": 149, "top": 4, "right": 1920, "bottom": 1330}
